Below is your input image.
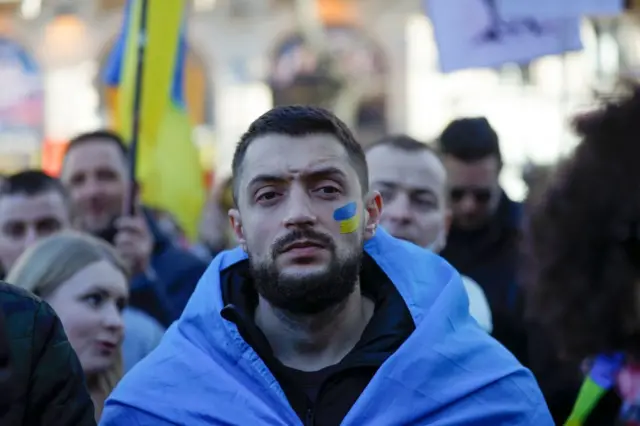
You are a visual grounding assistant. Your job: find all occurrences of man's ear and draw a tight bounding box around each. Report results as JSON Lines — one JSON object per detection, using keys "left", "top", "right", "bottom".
{"left": 228, "top": 209, "right": 247, "bottom": 251}
{"left": 363, "top": 191, "right": 383, "bottom": 240}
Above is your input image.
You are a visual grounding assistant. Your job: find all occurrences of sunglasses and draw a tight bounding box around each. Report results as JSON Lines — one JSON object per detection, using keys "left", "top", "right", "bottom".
{"left": 450, "top": 187, "right": 492, "bottom": 204}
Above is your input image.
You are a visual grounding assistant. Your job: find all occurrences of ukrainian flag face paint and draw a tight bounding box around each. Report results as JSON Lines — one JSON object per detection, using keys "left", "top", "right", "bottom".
{"left": 333, "top": 202, "right": 359, "bottom": 234}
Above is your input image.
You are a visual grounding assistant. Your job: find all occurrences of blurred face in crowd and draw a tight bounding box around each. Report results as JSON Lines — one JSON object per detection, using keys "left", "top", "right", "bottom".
{"left": 443, "top": 155, "right": 502, "bottom": 230}
{"left": 0, "top": 190, "right": 70, "bottom": 270}
{"left": 46, "top": 260, "right": 127, "bottom": 375}
{"left": 199, "top": 178, "right": 238, "bottom": 251}
{"left": 367, "top": 145, "right": 449, "bottom": 252}
{"left": 62, "top": 139, "right": 128, "bottom": 234}
{"left": 229, "top": 134, "right": 381, "bottom": 314}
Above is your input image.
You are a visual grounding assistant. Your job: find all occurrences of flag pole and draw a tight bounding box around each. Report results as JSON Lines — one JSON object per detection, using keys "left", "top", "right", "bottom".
{"left": 125, "top": 0, "right": 149, "bottom": 216}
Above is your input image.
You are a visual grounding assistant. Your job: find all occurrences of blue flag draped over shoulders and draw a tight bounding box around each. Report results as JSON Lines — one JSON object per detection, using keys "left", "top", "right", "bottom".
{"left": 101, "top": 228, "right": 552, "bottom": 425}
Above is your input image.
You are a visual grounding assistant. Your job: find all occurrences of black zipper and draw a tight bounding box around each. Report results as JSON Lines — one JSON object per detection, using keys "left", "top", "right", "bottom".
{"left": 305, "top": 407, "right": 314, "bottom": 426}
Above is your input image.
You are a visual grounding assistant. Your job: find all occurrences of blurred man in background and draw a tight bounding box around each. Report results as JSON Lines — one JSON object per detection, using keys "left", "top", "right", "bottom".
{"left": 366, "top": 135, "right": 492, "bottom": 332}
{"left": 438, "top": 117, "right": 526, "bottom": 360}
{"left": 0, "top": 171, "right": 69, "bottom": 274}
{"left": 0, "top": 170, "right": 164, "bottom": 372}
{"left": 61, "top": 131, "right": 208, "bottom": 327}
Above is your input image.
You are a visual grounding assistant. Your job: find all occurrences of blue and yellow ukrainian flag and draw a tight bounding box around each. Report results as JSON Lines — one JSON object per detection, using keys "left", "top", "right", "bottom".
{"left": 333, "top": 202, "right": 359, "bottom": 234}
{"left": 103, "top": 0, "right": 204, "bottom": 241}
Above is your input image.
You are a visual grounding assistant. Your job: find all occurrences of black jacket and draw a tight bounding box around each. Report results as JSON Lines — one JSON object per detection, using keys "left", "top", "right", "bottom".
{"left": 0, "top": 282, "right": 95, "bottom": 425}
{"left": 441, "top": 192, "right": 527, "bottom": 362}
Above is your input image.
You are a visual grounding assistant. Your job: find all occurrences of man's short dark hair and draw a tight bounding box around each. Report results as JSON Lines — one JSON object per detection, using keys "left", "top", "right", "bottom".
{"left": 0, "top": 170, "right": 68, "bottom": 200}
{"left": 366, "top": 134, "right": 435, "bottom": 154}
{"left": 231, "top": 105, "right": 368, "bottom": 202}
{"left": 65, "top": 130, "right": 129, "bottom": 159}
{"left": 438, "top": 117, "right": 502, "bottom": 163}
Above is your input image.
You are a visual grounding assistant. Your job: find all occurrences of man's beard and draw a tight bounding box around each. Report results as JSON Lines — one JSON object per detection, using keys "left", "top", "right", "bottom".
{"left": 248, "top": 229, "right": 363, "bottom": 315}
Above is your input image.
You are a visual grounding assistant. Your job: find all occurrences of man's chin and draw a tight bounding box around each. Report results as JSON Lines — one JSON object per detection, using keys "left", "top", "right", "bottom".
{"left": 84, "top": 216, "right": 119, "bottom": 242}
{"left": 252, "top": 253, "right": 362, "bottom": 315}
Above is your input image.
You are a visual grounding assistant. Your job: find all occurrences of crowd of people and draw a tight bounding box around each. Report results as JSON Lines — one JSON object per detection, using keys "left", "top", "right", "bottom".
{"left": 2, "top": 87, "right": 640, "bottom": 425}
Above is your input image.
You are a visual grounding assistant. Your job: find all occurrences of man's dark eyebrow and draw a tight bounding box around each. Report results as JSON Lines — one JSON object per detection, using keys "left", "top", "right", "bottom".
{"left": 247, "top": 174, "right": 289, "bottom": 189}
{"left": 372, "top": 181, "right": 438, "bottom": 196}
{"left": 248, "top": 167, "right": 347, "bottom": 188}
{"left": 412, "top": 188, "right": 437, "bottom": 196}
{"left": 305, "top": 166, "right": 348, "bottom": 180}
{"left": 371, "top": 181, "right": 398, "bottom": 188}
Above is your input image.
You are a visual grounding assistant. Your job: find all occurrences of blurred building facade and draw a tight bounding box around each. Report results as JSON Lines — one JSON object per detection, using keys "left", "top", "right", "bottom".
{"left": 0, "top": 0, "right": 638, "bottom": 197}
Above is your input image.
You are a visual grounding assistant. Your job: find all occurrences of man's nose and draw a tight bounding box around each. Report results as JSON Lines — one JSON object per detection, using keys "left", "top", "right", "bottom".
{"left": 283, "top": 186, "right": 317, "bottom": 228}
{"left": 384, "top": 194, "right": 412, "bottom": 225}
{"left": 23, "top": 227, "right": 39, "bottom": 247}
{"left": 459, "top": 194, "right": 477, "bottom": 213}
{"left": 76, "top": 178, "right": 101, "bottom": 198}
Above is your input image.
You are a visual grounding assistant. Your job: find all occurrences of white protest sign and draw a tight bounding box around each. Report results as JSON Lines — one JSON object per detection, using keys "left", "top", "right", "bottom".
{"left": 425, "top": 0, "right": 583, "bottom": 73}
{"left": 496, "top": 0, "right": 624, "bottom": 20}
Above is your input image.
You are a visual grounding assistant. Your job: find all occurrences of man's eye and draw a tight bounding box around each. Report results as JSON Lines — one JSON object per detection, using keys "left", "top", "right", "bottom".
{"left": 4, "top": 223, "right": 25, "bottom": 239}
{"left": 379, "top": 190, "right": 395, "bottom": 202}
{"left": 69, "top": 174, "right": 85, "bottom": 186}
{"left": 37, "top": 219, "right": 62, "bottom": 235}
{"left": 257, "top": 191, "right": 279, "bottom": 202}
{"left": 318, "top": 186, "right": 340, "bottom": 194}
{"left": 414, "top": 198, "right": 437, "bottom": 209}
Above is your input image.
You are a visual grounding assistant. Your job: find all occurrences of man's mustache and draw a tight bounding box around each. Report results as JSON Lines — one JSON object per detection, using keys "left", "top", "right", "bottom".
{"left": 272, "top": 229, "right": 335, "bottom": 255}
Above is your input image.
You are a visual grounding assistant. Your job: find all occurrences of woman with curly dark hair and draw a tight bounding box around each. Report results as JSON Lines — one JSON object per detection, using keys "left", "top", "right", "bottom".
{"left": 529, "top": 86, "right": 640, "bottom": 425}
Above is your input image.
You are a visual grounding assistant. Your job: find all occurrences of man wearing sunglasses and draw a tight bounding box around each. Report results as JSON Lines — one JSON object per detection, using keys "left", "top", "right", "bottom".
{"left": 438, "top": 117, "right": 527, "bottom": 364}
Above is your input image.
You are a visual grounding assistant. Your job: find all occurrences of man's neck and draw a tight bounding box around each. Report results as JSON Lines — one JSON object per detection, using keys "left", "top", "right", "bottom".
{"left": 255, "top": 287, "right": 375, "bottom": 372}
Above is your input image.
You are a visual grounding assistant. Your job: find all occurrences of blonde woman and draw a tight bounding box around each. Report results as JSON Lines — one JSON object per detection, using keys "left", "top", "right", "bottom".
{"left": 7, "top": 231, "right": 128, "bottom": 421}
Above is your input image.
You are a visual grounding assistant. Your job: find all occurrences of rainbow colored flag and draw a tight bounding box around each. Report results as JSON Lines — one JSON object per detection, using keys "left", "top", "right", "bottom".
{"left": 103, "top": 0, "right": 204, "bottom": 241}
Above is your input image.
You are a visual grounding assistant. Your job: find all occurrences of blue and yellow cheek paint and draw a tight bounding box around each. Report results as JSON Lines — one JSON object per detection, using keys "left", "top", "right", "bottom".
{"left": 333, "top": 202, "right": 359, "bottom": 234}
